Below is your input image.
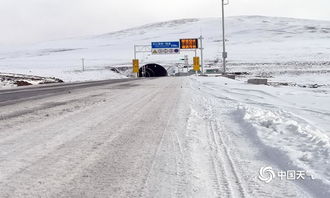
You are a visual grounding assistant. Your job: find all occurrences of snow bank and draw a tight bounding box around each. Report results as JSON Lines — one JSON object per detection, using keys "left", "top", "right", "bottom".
{"left": 190, "top": 75, "right": 330, "bottom": 195}
{"left": 236, "top": 105, "right": 330, "bottom": 185}
{"left": 0, "top": 80, "right": 15, "bottom": 89}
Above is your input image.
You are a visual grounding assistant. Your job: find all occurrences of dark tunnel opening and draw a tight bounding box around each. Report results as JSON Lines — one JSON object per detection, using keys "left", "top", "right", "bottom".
{"left": 138, "top": 64, "right": 168, "bottom": 77}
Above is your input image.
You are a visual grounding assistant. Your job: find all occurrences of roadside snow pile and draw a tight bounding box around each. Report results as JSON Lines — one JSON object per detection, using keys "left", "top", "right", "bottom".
{"left": 190, "top": 76, "right": 330, "bottom": 196}
{"left": 0, "top": 73, "right": 64, "bottom": 88}
{"left": 236, "top": 105, "right": 330, "bottom": 185}
{"left": 0, "top": 80, "right": 15, "bottom": 89}
{"left": 52, "top": 68, "right": 128, "bottom": 82}
{"left": 190, "top": 76, "right": 330, "bottom": 193}
{"left": 0, "top": 68, "right": 128, "bottom": 88}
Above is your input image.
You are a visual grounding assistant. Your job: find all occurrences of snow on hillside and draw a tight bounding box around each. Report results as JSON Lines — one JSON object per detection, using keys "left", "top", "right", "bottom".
{"left": 0, "top": 15, "right": 329, "bottom": 84}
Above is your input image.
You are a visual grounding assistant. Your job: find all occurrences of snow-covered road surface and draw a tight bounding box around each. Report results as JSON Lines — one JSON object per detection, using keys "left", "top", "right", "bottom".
{"left": 0, "top": 77, "right": 328, "bottom": 197}
{"left": 0, "top": 78, "right": 137, "bottom": 105}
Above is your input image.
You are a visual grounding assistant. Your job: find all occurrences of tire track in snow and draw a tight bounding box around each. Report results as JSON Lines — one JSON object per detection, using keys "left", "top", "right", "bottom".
{"left": 205, "top": 123, "right": 231, "bottom": 198}
{"left": 189, "top": 78, "right": 248, "bottom": 198}
{"left": 204, "top": 115, "right": 247, "bottom": 198}
{"left": 169, "top": 86, "right": 188, "bottom": 198}
{"left": 139, "top": 80, "right": 185, "bottom": 198}
{"left": 209, "top": 119, "right": 247, "bottom": 198}
{"left": 188, "top": 97, "right": 248, "bottom": 197}
{"left": 171, "top": 121, "right": 187, "bottom": 198}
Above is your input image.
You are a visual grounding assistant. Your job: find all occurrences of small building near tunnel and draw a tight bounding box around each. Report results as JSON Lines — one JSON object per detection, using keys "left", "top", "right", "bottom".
{"left": 138, "top": 64, "right": 168, "bottom": 77}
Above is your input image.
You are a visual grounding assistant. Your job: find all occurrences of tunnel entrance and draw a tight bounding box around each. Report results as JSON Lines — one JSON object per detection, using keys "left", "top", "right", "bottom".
{"left": 138, "top": 64, "right": 168, "bottom": 77}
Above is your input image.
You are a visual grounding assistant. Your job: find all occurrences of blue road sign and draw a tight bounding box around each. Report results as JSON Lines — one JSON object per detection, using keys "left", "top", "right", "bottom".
{"left": 152, "top": 41, "right": 180, "bottom": 49}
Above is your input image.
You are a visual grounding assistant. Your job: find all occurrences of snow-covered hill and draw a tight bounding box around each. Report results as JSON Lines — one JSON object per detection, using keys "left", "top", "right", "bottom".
{"left": 0, "top": 16, "right": 330, "bottom": 83}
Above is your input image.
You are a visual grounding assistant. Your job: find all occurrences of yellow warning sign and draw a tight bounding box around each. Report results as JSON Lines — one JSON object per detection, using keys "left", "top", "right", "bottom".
{"left": 193, "top": 57, "right": 200, "bottom": 71}
{"left": 133, "top": 59, "right": 139, "bottom": 73}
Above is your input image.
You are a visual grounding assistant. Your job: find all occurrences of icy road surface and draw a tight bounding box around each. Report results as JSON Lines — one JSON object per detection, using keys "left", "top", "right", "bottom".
{"left": 0, "top": 77, "right": 329, "bottom": 197}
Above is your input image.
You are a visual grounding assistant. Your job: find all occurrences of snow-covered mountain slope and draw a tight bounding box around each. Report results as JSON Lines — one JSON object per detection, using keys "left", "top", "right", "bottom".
{"left": 0, "top": 16, "right": 329, "bottom": 82}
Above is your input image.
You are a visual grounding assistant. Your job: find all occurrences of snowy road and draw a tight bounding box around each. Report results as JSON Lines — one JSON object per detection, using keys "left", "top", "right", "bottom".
{"left": 0, "top": 77, "right": 329, "bottom": 197}
{"left": 0, "top": 78, "right": 137, "bottom": 105}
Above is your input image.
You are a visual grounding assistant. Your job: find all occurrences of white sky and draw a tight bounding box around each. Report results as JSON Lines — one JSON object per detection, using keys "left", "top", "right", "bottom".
{"left": 1, "top": 0, "right": 329, "bottom": 46}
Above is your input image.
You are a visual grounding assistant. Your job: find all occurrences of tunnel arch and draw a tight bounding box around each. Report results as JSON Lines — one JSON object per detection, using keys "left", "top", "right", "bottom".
{"left": 138, "top": 63, "right": 168, "bottom": 77}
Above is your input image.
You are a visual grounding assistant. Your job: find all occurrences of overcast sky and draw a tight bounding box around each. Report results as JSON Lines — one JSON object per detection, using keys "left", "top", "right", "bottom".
{"left": 1, "top": 0, "right": 329, "bottom": 46}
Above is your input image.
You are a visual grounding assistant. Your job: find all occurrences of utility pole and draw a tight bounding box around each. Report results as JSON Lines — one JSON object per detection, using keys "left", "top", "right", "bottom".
{"left": 81, "top": 58, "right": 85, "bottom": 71}
{"left": 221, "top": 0, "right": 229, "bottom": 74}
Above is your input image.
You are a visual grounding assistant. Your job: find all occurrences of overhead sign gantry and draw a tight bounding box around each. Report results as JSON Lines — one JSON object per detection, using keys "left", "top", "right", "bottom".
{"left": 133, "top": 36, "right": 204, "bottom": 76}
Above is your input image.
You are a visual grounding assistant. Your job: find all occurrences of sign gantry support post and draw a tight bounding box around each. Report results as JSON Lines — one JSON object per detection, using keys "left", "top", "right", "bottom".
{"left": 133, "top": 45, "right": 137, "bottom": 77}
{"left": 134, "top": 45, "right": 137, "bottom": 59}
{"left": 193, "top": 56, "right": 200, "bottom": 76}
{"left": 199, "top": 35, "right": 204, "bottom": 74}
{"left": 180, "top": 38, "right": 203, "bottom": 75}
{"left": 133, "top": 44, "right": 151, "bottom": 77}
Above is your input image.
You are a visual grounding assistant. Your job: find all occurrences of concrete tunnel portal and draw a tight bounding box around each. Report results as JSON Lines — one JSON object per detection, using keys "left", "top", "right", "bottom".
{"left": 138, "top": 64, "right": 168, "bottom": 77}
